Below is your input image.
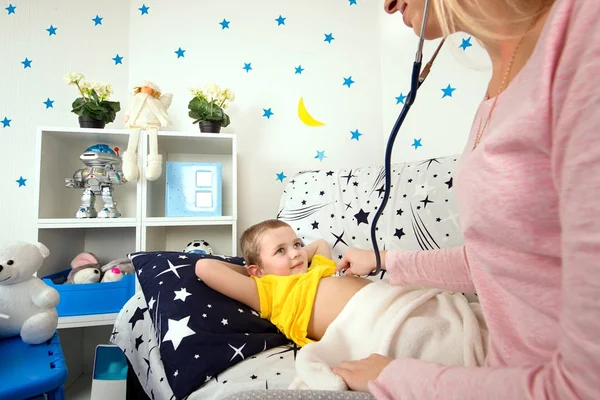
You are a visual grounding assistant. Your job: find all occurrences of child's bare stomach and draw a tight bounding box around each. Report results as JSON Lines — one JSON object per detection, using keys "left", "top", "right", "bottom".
{"left": 307, "top": 276, "right": 373, "bottom": 341}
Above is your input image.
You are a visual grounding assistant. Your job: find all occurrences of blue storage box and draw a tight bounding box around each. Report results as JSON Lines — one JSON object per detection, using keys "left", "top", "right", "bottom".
{"left": 42, "top": 269, "right": 135, "bottom": 317}
{"left": 165, "top": 161, "right": 223, "bottom": 217}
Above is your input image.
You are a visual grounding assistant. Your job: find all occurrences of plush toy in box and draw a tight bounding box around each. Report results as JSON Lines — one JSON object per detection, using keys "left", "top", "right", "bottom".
{"left": 0, "top": 241, "right": 59, "bottom": 344}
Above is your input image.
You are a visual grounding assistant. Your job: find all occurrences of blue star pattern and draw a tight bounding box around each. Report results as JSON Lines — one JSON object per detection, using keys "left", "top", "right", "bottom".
{"left": 295, "top": 65, "right": 305, "bottom": 74}
{"left": 350, "top": 129, "right": 363, "bottom": 141}
{"left": 275, "top": 15, "right": 286, "bottom": 26}
{"left": 43, "top": 98, "right": 54, "bottom": 109}
{"left": 412, "top": 138, "right": 423, "bottom": 149}
{"left": 46, "top": 25, "right": 58, "bottom": 36}
{"left": 113, "top": 54, "right": 124, "bottom": 65}
{"left": 263, "top": 108, "right": 274, "bottom": 119}
{"left": 175, "top": 47, "right": 186, "bottom": 58}
{"left": 21, "top": 58, "right": 32, "bottom": 69}
{"left": 459, "top": 37, "right": 473, "bottom": 51}
{"left": 324, "top": 33, "right": 335, "bottom": 43}
{"left": 276, "top": 172, "right": 287, "bottom": 182}
{"left": 138, "top": 4, "right": 150, "bottom": 15}
{"left": 243, "top": 63, "right": 253, "bottom": 73}
{"left": 349, "top": 0, "right": 357, "bottom": 5}
{"left": 219, "top": 18, "right": 231, "bottom": 29}
{"left": 1, "top": 117, "right": 11, "bottom": 128}
{"left": 315, "top": 150, "right": 327, "bottom": 161}
{"left": 92, "top": 15, "right": 103, "bottom": 26}
{"left": 5, "top": 3, "right": 16, "bottom": 14}
{"left": 441, "top": 84, "right": 456, "bottom": 98}
{"left": 16, "top": 176, "right": 26, "bottom": 187}
{"left": 395, "top": 92, "right": 407, "bottom": 104}
{"left": 343, "top": 76, "right": 355, "bottom": 88}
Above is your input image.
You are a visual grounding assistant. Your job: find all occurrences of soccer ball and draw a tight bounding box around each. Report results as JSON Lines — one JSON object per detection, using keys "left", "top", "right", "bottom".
{"left": 183, "top": 239, "right": 213, "bottom": 255}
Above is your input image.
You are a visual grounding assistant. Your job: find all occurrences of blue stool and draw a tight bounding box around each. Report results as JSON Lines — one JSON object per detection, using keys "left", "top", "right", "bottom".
{"left": 0, "top": 332, "right": 68, "bottom": 400}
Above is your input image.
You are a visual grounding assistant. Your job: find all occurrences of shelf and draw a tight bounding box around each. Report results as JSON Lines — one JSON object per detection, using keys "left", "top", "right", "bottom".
{"left": 38, "top": 218, "right": 137, "bottom": 229}
{"left": 143, "top": 216, "right": 235, "bottom": 227}
{"left": 57, "top": 313, "right": 119, "bottom": 329}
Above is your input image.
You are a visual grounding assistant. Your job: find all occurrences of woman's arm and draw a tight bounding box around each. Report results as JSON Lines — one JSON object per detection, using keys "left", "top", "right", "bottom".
{"left": 195, "top": 258, "right": 260, "bottom": 312}
{"left": 338, "top": 246, "right": 474, "bottom": 293}
{"left": 304, "top": 239, "right": 332, "bottom": 261}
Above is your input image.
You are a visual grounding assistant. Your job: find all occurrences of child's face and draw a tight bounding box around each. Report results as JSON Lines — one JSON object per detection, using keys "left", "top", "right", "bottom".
{"left": 255, "top": 226, "right": 308, "bottom": 276}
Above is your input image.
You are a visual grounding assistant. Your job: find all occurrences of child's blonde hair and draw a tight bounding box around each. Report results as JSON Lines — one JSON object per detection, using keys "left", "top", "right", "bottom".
{"left": 433, "top": 0, "right": 554, "bottom": 40}
{"left": 240, "top": 219, "right": 292, "bottom": 266}
{"left": 133, "top": 86, "right": 161, "bottom": 98}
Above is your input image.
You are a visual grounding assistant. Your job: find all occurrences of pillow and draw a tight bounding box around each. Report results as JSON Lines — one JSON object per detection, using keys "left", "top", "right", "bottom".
{"left": 129, "top": 251, "right": 290, "bottom": 399}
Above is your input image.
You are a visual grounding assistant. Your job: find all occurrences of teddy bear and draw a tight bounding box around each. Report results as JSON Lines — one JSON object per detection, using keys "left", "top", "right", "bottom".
{"left": 0, "top": 241, "right": 59, "bottom": 345}
{"left": 67, "top": 252, "right": 134, "bottom": 284}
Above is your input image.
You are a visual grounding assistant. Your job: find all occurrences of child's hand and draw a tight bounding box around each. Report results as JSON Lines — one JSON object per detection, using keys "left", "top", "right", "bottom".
{"left": 337, "top": 248, "right": 386, "bottom": 276}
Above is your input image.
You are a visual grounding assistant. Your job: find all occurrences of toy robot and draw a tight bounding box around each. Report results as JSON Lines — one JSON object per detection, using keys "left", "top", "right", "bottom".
{"left": 65, "top": 144, "right": 127, "bottom": 218}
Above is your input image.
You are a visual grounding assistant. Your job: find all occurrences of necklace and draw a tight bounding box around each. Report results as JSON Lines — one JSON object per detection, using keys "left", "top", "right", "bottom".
{"left": 472, "top": 23, "right": 534, "bottom": 151}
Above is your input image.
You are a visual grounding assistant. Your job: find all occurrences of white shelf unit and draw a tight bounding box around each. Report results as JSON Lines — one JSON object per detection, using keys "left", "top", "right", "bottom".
{"left": 34, "top": 126, "right": 238, "bottom": 396}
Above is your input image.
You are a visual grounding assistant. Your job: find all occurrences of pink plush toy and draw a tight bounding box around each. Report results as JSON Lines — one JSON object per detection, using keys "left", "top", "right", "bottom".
{"left": 67, "top": 252, "right": 134, "bottom": 284}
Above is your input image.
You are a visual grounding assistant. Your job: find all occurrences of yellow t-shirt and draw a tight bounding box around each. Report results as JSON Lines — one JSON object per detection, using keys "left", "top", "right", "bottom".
{"left": 251, "top": 254, "right": 336, "bottom": 346}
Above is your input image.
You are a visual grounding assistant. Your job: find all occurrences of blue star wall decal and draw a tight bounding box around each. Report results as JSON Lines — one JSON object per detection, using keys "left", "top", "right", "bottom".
{"left": 219, "top": 18, "right": 231, "bottom": 29}
{"left": 275, "top": 15, "right": 286, "bottom": 26}
{"left": 92, "top": 15, "right": 103, "bottom": 26}
{"left": 315, "top": 150, "right": 327, "bottom": 162}
{"left": 350, "top": 129, "right": 363, "bottom": 141}
{"left": 395, "top": 92, "right": 406, "bottom": 104}
{"left": 276, "top": 172, "right": 287, "bottom": 182}
{"left": 459, "top": 37, "right": 473, "bottom": 51}
{"left": 343, "top": 76, "right": 355, "bottom": 88}
{"left": 16, "top": 176, "right": 26, "bottom": 187}
{"left": 243, "top": 63, "right": 253, "bottom": 72}
{"left": 295, "top": 65, "right": 304, "bottom": 74}
{"left": 43, "top": 98, "right": 54, "bottom": 109}
{"left": 324, "top": 33, "right": 335, "bottom": 43}
{"left": 263, "top": 108, "right": 274, "bottom": 119}
{"left": 412, "top": 138, "right": 423, "bottom": 149}
{"left": 5, "top": 3, "right": 16, "bottom": 14}
{"left": 349, "top": 0, "right": 357, "bottom": 5}
{"left": 46, "top": 25, "right": 58, "bottom": 36}
{"left": 175, "top": 47, "right": 186, "bottom": 58}
{"left": 441, "top": 84, "right": 456, "bottom": 98}
{"left": 113, "top": 54, "right": 124, "bottom": 65}
{"left": 139, "top": 4, "right": 150, "bottom": 15}
{"left": 21, "top": 58, "right": 32, "bottom": 69}
{"left": 1, "top": 117, "right": 11, "bottom": 127}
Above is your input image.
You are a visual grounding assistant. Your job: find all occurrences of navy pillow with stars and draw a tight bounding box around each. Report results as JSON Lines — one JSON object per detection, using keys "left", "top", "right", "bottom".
{"left": 129, "top": 251, "right": 290, "bottom": 399}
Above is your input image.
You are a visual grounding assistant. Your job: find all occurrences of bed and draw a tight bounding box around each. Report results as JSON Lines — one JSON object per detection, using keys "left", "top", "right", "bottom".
{"left": 110, "top": 155, "right": 463, "bottom": 399}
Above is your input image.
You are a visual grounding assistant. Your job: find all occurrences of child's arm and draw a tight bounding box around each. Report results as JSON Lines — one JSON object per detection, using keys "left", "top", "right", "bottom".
{"left": 303, "top": 239, "right": 332, "bottom": 261}
{"left": 195, "top": 259, "right": 260, "bottom": 312}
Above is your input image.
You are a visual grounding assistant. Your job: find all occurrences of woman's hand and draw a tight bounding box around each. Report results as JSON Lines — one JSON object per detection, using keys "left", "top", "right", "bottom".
{"left": 332, "top": 354, "right": 393, "bottom": 392}
{"left": 337, "top": 248, "right": 386, "bottom": 276}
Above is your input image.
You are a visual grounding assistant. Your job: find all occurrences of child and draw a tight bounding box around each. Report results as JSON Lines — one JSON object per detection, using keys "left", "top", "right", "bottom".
{"left": 196, "top": 219, "right": 486, "bottom": 390}
{"left": 195, "top": 219, "right": 372, "bottom": 346}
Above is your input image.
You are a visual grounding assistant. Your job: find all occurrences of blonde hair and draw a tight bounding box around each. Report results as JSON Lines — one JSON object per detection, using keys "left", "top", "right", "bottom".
{"left": 133, "top": 87, "right": 161, "bottom": 98}
{"left": 432, "top": 0, "right": 554, "bottom": 40}
{"left": 240, "top": 219, "right": 292, "bottom": 266}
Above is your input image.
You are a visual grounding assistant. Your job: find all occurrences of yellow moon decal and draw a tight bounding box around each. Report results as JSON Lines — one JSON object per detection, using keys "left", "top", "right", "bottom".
{"left": 297, "top": 97, "right": 325, "bottom": 127}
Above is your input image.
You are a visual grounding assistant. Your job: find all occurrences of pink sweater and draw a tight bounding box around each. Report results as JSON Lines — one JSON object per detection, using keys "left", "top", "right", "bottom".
{"left": 369, "top": 0, "right": 600, "bottom": 399}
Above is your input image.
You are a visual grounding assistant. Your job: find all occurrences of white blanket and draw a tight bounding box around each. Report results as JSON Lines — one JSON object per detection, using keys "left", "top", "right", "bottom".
{"left": 290, "top": 281, "right": 488, "bottom": 390}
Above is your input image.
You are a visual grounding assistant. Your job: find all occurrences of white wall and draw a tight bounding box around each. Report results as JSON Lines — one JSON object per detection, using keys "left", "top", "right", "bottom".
{"left": 378, "top": 9, "right": 492, "bottom": 162}
{"left": 0, "top": 0, "right": 492, "bottom": 248}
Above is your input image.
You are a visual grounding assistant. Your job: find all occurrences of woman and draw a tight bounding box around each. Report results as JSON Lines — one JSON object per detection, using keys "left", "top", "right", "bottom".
{"left": 333, "top": 0, "right": 600, "bottom": 399}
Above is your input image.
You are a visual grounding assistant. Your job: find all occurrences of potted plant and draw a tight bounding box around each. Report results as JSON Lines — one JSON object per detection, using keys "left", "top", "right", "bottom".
{"left": 188, "top": 84, "right": 235, "bottom": 133}
{"left": 64, "top": 72, "right": 121, "bottom": 129}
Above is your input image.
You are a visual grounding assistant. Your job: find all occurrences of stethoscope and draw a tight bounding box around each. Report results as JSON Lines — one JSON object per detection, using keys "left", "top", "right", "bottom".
{"left": 370, "top": 0, "right": 445, "bottom": 276}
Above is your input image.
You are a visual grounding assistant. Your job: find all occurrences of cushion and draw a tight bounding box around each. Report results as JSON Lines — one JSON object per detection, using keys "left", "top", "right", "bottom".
{"left": 129, "top": 251, "right": 290, "bottom": 399}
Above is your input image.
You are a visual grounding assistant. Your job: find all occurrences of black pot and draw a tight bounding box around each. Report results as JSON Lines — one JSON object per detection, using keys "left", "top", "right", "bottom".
{"left": 198, "top": 120, "right": 221, "bottom": 133}
{"left": 79, "top": 115, "right": 105, "bottom": 129}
